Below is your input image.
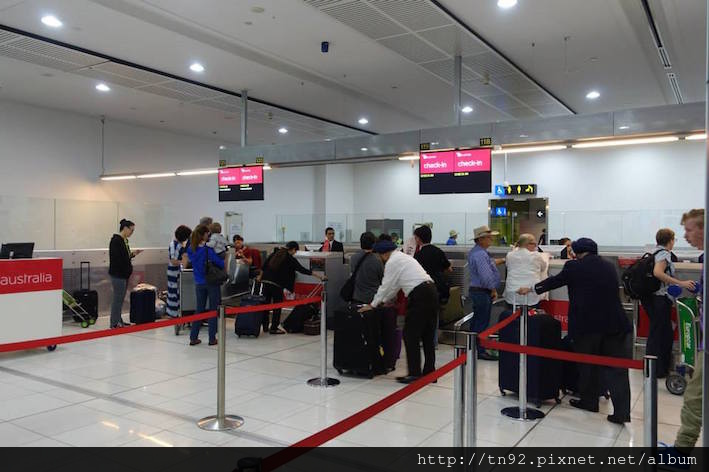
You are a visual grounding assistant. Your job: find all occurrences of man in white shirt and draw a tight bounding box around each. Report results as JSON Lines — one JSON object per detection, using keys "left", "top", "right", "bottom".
{"left": 360, "top": 240, "right": 438, "bottom": 384}
{"left": 503, "top": 234, "right": 548, "bottom": 308}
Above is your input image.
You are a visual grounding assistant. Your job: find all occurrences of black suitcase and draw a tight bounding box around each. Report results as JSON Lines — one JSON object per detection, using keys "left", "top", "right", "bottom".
{"left": 73, "top": 261, "right": 98, "bottom": 321}
{"left": 560, "top": 335, "right": 611, "bottom": 399}
{"left": 498, "top": 309, "right": 562, "bottom": 407}
{"left": 333, "top": 305, "right": 385, "bottom": 378}
{"left": 235, "top": 282, "right": 265, "bottom": 337}
{"left": 130, "top": 288, "right": 156, "bottom": 324}
{"left": 283, "top": 304, "right": 318, "bottom": 333}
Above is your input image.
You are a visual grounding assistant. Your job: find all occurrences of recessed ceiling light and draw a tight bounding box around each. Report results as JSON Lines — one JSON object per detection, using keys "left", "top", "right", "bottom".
{"left": 325, "top": 138, "right": 332, "bottom": 141}
{"left": 618, "top": 125, "right": 630, "bottom": 130}
{"left": 586, "top": 90, "right": 600, "bottom": 100}
{"left": 361, "top": 147, "right": 368, "bottom": 151}
{"left": 219, "top": 145, "right": 226, "bottom": 150}
{"left": 41, "top": 15, "right": 63, "bottom": 28}
{"left": 278, "top": 127, "right": 288, "bottom": 134}
{"left": 358, "top": 117, "right": 369, "bottom": 125}
{"left": 95, "top": 83, "right": 110, "bottom": 92}
{"left": 519, "top": 134, "right": 529, "bottom": 138}
{"left": 251, "top": 6, "right": 265, "bottom": 13}
{"left": 461, "top": 106, "right": 473, "bottom": 113}
{"left": 497, "top": 0, "right": 518, "bottom": 9}
{"left": 189, "top": 63, "right": 205, "bottom": 73}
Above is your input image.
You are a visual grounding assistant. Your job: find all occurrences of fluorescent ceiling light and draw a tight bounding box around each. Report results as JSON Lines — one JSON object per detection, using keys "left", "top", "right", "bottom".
{"left": 491, "top": 145, "right": 567, "bottom": 155}
{"left": 41, "top": 15, "right": 62, "bottom": 27}
{"left": 262, "top": 164, "right": 272, "bottom": 170}
{"left": 572, "top": 136, "right": 679, "bottom": 149}
{"left": 278, "top": 127, "right": 288, "bottom": 134}
{"left": 176, "top": 169, "right": 218, "bottom": 176}
{"left": 461, "top": 106, "right": 473, "bottom": 114}
{"left": 586, "top": 90, "right": 600, "bottom": 100}
{"left": 497, "top": 0, "right": 518, "bottom": 8}
{"left": 398, "top": 154, "right": 420, "bottom": 161}
{"left": 618, "top": 125, "right": 630, "bottom": 130}
{"left": 189, "top": 63, "right": 205, "bottom": 73}
{"left": 95, "top": 83, "right": 111, "bottom": 92}
{"left": 137, "top": 172, "right": 176, "bottom": 179}
{"left": 686, "top": 133, "right": 707, "bottom": 140}
{"left": 360, "top": 147, "right": 368, "bottom": 151}
{"left": 101, "top": 175, "right": 137, "bottom": 181}
{"left": 358, "top": 118, "right": 369, "bottom": 125}
{"left": 219, "top": 145, "right": 226, "bottom": 150}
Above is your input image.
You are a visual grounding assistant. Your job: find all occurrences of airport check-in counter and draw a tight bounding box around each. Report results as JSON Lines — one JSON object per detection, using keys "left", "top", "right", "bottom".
{"left": 293, "top": 251, "right": 347, "bottom": 322}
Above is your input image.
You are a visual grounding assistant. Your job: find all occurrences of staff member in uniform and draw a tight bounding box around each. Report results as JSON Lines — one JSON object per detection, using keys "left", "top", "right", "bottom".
{"left": 108, "top": 219, "right": 142, "bottom": 328}
{"left": 518, "top": 237, "right": 632, "bottom": 424}
{"left": 319, "top": 227, "right": 343, "bottom": 253}
{"left": 467, "top": 225, "right": 503, "bottom": 360}
{"left": 186, "top": 225, "right": 224, "bottom": 346}
{"left": 359, "top": 240, "right": 437, "bottom": 384}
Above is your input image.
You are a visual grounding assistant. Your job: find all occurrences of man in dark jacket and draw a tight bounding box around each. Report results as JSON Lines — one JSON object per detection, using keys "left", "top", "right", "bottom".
{"left": 518, "top": 237, "right": 632, "bottom": 424}
{"left": 319, "top": 227, "right": 344, "bottom": 253}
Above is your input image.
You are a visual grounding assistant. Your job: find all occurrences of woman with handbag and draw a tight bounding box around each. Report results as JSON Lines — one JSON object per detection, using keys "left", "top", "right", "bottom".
{"left": 186, "top": 224, "right": 227, "bottom": 346}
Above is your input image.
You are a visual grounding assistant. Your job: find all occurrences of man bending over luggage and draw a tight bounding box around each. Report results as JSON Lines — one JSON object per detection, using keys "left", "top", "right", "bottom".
{"left": 518, "top": 237, "right": 632, "bottom": 424}
{"left": 359, "top": 240, "right": 438, "bottom": 384}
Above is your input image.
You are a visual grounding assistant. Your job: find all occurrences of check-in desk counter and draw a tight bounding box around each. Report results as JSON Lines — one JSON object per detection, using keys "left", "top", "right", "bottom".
{"left": 294, "top": 251, "right": 347, "bottom": 323}
{"left": 0, "top": 258, "right": 63, "bottom": 346}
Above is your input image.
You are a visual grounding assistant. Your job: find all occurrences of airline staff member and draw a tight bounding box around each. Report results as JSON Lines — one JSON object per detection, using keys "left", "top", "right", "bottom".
{"left": 319, "top": 227, "right": 343, "bottom": 253}
{"left": 359, "top": 240, "right": 437, "bottom": 384}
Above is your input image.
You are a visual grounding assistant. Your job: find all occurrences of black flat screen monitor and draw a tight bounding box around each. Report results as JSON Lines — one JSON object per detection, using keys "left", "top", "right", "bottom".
{"left": 218, "top": 165, "right": 264, "bottom": 201}
{"left": 0, "top": 242, "right": 35, "bottom": 259}
{"left": 419, "top": 148, "right": 492, "bottom": 194}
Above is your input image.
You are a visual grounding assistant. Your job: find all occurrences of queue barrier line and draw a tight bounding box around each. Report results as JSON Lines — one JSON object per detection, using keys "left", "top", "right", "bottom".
{"left": 0, "top": 296, "right": 322, "bottom": 354}
{"left": 261, "top": 354, "right": 467, "bottom": 472}
{"left": 477, "top": 310, "right": 644, "bottom": 370}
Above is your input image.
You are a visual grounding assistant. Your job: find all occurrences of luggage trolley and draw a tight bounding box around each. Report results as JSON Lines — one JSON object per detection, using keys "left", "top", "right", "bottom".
{"left": 62, "top": 290, "right": 96, "bottom": 329}
{"left": 665, "top": 297, "right": 700, "bottom": 395}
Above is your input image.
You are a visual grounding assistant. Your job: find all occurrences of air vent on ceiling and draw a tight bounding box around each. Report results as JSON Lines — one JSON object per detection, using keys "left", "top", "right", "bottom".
{"left": 0, "top": 30, "right": 19, "bottom": 45}
{"left": 667, "top": 73, "right": 683, "bottom": 104}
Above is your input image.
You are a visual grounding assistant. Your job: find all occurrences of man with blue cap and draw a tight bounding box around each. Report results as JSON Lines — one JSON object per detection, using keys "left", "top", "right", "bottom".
{"left": 518, "top": 237, "right": 632, "bottom": 424}
{"left": 360, "top": 240, "right": 438, "bottom": 384}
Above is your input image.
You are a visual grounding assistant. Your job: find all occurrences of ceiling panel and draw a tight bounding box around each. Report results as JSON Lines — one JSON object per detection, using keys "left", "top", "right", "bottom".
{"left": 321, "top": 0, "right": 407, "bottom": 40}
{"left": 463, "top": 52, "right": 517, "bottom": 78}
{"left": 419, "top": 58, "right": 477, "bottom": 82}
{"left": 377, "top": 33, "right": 447, "bottom": 64}
{"left": 92, "top": 62, "right": 170, "bottom": 85}
{"left": 367, "top": 0, "right": 452, "bottom": 32}
{"left": 74, "top": 67, "right": 148, "bottom": 89}
{"left": 417, "top": 24, "right": 487, "bottom": 57}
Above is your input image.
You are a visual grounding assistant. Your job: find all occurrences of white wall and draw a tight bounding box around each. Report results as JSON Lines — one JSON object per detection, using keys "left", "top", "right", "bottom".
{"left": 0, "top": 99, "right": 317, "bottom": 246}
{"left": 352, "top": 140, "right": 706, "bottom": 246}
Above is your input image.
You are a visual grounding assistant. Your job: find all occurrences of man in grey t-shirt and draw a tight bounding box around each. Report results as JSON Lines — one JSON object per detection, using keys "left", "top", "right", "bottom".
{"left": 350, "top": 232, "right": 384, "bottom": 304}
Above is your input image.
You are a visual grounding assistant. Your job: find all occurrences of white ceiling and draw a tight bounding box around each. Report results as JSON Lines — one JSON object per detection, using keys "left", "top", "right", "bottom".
{"left": 0, "top": 0, "right": 705, "bottom": 144}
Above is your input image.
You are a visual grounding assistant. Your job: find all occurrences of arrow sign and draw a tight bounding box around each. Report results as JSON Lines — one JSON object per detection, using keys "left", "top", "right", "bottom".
{"left": 536, "top": 210, "right": 545, "bottom": 218}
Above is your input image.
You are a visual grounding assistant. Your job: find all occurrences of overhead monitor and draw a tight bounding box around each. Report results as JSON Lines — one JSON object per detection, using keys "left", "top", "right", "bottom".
{"left": 218, "top": 165, "right": 264, "bottom": 201}
{"left": 0, "top": 242, "right": 35, "bottom": 259}
{"left": 419, "top": 148, "right": 492, "bottom": 194}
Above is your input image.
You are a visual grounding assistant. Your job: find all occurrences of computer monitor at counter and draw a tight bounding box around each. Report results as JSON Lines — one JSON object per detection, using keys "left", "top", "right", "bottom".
{"left": 0, "top": 242, "right": 35, "bottom": 259}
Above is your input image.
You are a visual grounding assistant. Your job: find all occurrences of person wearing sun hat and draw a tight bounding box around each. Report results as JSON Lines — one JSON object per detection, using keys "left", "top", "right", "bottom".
{"left": 359, "top": 240, "right": 438, "bottom": 384}
{"left": 467, "top": 225, "right": 504, "bottom": 360}
{"left": 446, "top": 230, "right": 458, "bottom": 246}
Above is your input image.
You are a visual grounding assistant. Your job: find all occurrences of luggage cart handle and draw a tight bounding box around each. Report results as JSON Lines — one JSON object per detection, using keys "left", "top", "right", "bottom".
{"left": 80, "top": 261, "right": 90, "bottom": 291}
{"left": 454, "top": 312, "right": 476, "bottom": 330}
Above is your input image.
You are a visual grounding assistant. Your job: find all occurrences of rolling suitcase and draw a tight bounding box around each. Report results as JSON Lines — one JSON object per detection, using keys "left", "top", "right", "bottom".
{"left": 498, "top": 309, "right": 562, "bottom": 407}
{"left": 333, "top": 305, "right": 385, "bottom": 378}
{"left": 283, "top": 303, "right": 318, "bottom": 333}
{"left": 560, "top": 335, "right": 611, "bottom": 399}
{"left": 439, "top": 286, "right": 464, "bottom": 327}
{"left": 73, "top": 262, "right": 98, "bottom": 322}
{"left": 130, "top": 288, "right": 156, "bottom": 324}
{"left": 235, "top": 281, "right": 265, "bottom": 337}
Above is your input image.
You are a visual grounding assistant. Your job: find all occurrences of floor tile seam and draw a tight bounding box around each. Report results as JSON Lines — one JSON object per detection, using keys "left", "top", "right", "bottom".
{"left": 509, "top": 391, "right": 566, "bottom": 447}
{"left": 3, "top": 420, "right": 57, "bottom": 445}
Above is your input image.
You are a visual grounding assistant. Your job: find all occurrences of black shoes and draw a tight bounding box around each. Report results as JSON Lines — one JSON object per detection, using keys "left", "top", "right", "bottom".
{"left": 396, "top": 375, "right": 420, "bottom": 384}
{"left": 569, "top": 398, "right": 599, "bottom": 413}
{"left": 607, "top": 414, "right": 630, "bottom": 424}
{"left": 208, "top": 339, "right": 217, "bottom": 346}
{"left": 189, "top": 339, "right": 202, "bottom": 346}
{"left": 477, "top": 351, "right": 499, "bottom": 361}
{"left": 269, "top": 328, "right": 286, "bottom": 335}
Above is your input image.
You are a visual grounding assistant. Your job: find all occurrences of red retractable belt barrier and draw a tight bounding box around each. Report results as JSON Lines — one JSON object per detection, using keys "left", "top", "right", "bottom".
{"left": 477, "top": 309, "right": 644, "bottom": 370}
{"left": 0, "top": 296, "right": 322, "bottom": 354}
{"left": 261, "top": 354, "right": 467, "bottom": 472}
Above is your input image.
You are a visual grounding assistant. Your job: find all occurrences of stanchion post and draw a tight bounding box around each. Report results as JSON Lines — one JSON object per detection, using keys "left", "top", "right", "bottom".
{"left": 307, "top": 281, "right": 340, "bottom": 388}
{"left": 643, "top": 355, "right": 658, "bottom": 448}
{"left": 502, "top": 296, "right": 544, "bottom": 421}
{"left": 453, "top": 344, "right": 465, "bottom": 448}
{"left": 464, "top": 333, "right": 477, "bottom": 448}
{"left": 198, "top": 305, "right": 244, "bottom": 431}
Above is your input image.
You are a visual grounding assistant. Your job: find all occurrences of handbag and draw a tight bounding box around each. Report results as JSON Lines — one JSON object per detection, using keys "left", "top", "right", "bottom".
{"left": 204, "top": 248, "right": 228, "bottom": 285}
{"left": 340, "top": 252, "right": 371, "bottom": 302}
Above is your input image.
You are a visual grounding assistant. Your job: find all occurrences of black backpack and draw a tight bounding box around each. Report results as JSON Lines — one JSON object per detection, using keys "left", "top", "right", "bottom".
{"left": 621, "top": 250, "right": 663, "bottom": 299}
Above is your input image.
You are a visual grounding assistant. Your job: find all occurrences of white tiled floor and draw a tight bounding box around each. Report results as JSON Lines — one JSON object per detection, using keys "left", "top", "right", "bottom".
{"left": 0, "top": 315, "right": 698, "bottom": 448}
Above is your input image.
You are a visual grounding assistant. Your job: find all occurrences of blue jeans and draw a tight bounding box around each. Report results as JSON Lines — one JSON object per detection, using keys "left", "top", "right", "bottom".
{"left": 468, "top": 289, "right": 492, "bottom": 354}
{"left": 190, "top": 283, "right": 220, "bottom": 342}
